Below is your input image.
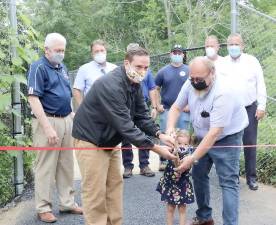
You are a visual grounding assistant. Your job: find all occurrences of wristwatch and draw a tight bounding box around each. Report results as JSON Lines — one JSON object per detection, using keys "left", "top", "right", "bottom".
{"left": 190, "top": 154, "right": 199, "bottom": 165}
{"left": 155, "top": 130, "right": 162, "bottom": 138}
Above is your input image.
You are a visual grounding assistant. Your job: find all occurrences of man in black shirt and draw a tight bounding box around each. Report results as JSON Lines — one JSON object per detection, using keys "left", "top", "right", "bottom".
{"left": 72, "top": 47, "right": 176, "bottom": 225}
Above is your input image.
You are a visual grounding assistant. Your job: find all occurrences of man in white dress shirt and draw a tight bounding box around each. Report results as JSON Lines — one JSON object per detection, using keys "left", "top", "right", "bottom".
{"left": 224, "top": 33, "right": 267, "bottom": 191}
{"left": 73, "top": 39, "right": 117, "bottom": 107}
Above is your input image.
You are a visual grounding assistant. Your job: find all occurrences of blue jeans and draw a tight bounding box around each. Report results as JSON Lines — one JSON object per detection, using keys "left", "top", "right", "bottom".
{"left": 159, "top": 109, "right": 190, "bottom": 162}
{"left": 192, "top": 131, "right": 243, "bottom": 225}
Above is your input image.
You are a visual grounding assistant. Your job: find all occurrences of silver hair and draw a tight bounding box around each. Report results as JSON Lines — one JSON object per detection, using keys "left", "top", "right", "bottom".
{"left": 227, "top": 33, "right": 244, "bottom": 45}
{"left": 126, "top": 43, "right": 139, "bottom": 51}
{"left": 44, "top": 33, "right": 66, "bottom": 48}
{"left": 189, "top": 56, "right": 215, "bottom": 72}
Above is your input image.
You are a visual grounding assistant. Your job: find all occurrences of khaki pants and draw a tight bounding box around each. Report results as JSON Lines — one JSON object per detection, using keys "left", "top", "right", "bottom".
{"left": 74, "top": 139, "right": 123, "bottom": 225}
{"left": 32, "top": 115, "right": 76, "bottom": 213}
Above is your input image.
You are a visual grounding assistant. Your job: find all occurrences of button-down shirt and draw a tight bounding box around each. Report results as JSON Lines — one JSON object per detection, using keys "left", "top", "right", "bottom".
{"left": 175, "top": 76, "right": 248, "bottom": 140}
{"left": 72, "top": 65, "right": 160, "bottom": 148}
{"left": 222, "top": 53, "right": 267, "bottom": 110}
{"left": 73, "top": 60, "right": 117, "bottom": 96}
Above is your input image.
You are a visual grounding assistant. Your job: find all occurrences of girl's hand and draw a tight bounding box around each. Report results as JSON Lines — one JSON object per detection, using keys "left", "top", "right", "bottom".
{"left": 174, "top": 155, "right": 194, "bottom": 174}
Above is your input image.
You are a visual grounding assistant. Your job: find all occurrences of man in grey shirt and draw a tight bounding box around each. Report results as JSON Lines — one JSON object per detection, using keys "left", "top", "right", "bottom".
{"left": 167, "top": 57, "right": 248, "bottom": 225}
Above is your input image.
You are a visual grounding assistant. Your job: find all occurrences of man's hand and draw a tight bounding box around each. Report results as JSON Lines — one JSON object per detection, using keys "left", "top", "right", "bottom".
{"left": 152, "top": 144, "right": 177, "bottom": 160}
{"left": 183, "top": 105, "right": 190, "bottom": 113}
{"left": 255, "top": 109, "right": 265, "bottom": 120}
{"left": 157, "top": 104, "right": 165, "bottom": 113}
{"left": 70, "top": 111, "right": 75, "bottom": 119}
{"left": 174, "top": 155, "right": 194, "bottom": 174}
{"left": 44, "top": 126, "right": 59, "bottom": 145}
{"left": 151, "top": 108, "right": 158, "bottom": 120}
{"left": 159, "top": 133, "right": 175, "bottom": 148}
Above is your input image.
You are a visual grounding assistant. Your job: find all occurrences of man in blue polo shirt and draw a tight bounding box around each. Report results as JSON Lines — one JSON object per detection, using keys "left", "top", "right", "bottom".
{"left": 27, "top": 33, "right": 82, "bottom": 223}
{"left": 155, "top": 44, "right": 190, "bottom": 171}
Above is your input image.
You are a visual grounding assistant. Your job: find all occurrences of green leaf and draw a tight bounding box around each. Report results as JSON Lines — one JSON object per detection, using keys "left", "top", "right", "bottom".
{"left": 0, "top": 93, "right": 11, "bottom": 111}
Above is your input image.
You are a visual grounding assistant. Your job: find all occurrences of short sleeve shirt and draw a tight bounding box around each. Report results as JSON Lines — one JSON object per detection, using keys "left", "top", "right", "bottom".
{"left": 175, "top": 76, "right": 249, "bottom": 140}
{"left": 155, "top": 64, "right": 189, "bottom": 109}
{"left": 73, "top": 61, "right": 117, "bottom": 96}
{"left": 27, "top": 56, "right": 72, "bottom": 116}
{"left": 141, "top": 69, "right": 156, "bottom": 102}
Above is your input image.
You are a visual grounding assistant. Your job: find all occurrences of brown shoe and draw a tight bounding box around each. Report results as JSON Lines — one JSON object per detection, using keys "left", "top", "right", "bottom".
{"left": 38, "top": 212, "right": 57, "bottom": 223}
{"left": 189, "top": 217, "right": 214, "bottom": 225}
{"left": 60, "top": 206, "right": 83, "bottom": 215}
{"left": 123, "top": 168, "right": 133, "bottom": 178}
{"left": 140, "top": 166, "right": 155, "bottom": 177}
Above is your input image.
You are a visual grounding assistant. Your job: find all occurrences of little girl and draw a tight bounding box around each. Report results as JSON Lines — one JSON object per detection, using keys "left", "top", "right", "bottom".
{"left": 156, "top": 130, "right": 194, "bottom": 225}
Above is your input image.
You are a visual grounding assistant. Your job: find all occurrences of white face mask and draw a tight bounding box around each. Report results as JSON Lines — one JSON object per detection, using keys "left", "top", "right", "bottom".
{"left": 205, "top": 47, "right": 217, "bottom": 59}
{"left": 126, "top": 65, "right": 146, "bottom": 83}
{"left": 94, "top": 52, "right": 106, "bottom": 64}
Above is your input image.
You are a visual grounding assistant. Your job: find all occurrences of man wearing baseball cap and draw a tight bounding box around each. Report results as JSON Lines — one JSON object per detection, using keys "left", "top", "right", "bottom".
{"left": 155, "top": 44, "right": 190, "bottom": 171}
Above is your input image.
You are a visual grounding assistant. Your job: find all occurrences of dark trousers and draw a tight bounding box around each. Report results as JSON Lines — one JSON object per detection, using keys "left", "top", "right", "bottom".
{"left": 243, "top": 102, "right": 258, "bottom": 183}
{"left": 121, "top": 140, "right": 150, "bottom": 169}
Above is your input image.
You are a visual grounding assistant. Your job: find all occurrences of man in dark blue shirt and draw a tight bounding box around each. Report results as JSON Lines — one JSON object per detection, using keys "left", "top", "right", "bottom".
{"left": 27, "top": 33, "right": 82, "bottom": 223}
{"left": 155, "top": 44, "right": 190, "bottom": 171}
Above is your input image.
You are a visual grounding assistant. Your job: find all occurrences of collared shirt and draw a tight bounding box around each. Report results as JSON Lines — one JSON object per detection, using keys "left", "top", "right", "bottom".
{"left": 205, "top": 55, "right": 225, "bottom": 76}
{"left": 72, "top": 66, "right": 159, "bottom": 148}
{"left": 73, "top": 60, "right": 117, "bottom": 96}
{"left": 27, "top": 56, "right": 72, "bottom": 116}
{"left": 155, "top": 64, "right": 189, "bottom": 109}
{"left": 175, "top": 76, "right": 249, "bottom": 140}
{"left": 141, "top": 69, "right": 156, "bottom": 102}
{"left": 222, "top": 53, "right": 267, "bottom": 110}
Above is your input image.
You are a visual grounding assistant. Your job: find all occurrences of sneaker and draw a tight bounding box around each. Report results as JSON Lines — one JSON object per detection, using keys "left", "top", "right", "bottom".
{"left": 140, "top": 166, "right": 155, "bottom": 177}
{"left": 159, "top": 161, "right": 167, "bottom": 171}
{"left": 123, "top": 168, "right": 133, "bottom": 178}
{"left": 189, "top": 217, "right": 214, "bottom": 225}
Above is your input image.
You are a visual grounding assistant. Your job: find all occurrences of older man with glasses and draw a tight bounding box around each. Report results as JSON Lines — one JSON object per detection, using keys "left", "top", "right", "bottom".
{"left": 167, "top": 57, "right": 249, "bottom": 225}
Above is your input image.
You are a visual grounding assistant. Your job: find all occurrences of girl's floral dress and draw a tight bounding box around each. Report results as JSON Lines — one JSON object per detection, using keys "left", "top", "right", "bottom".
{"left": 156, "top": 147, "right": 194, "bottom": 205}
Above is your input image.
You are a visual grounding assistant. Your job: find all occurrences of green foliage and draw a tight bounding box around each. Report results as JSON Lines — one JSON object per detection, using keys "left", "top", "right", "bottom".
{"left": 250, "top": 0, "right": 276, "bottom": 17}
{"left": 0, "top": 3, "right": 39, "bottom": 206}
{"left": 240, "top": 148, "right": 276, "bottom": 186}
{"left": 0, "top": 151, "right": 14, "bottom": 207}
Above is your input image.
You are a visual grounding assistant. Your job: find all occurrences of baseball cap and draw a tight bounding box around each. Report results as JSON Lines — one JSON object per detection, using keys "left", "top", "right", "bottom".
{"left": 171, "top": 44, "right": 184, "bottom": 52}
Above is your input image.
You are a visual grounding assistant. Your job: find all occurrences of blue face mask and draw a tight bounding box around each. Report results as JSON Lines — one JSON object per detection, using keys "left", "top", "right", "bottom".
{"left": 228, "top": 45, "right": 241, "bottom": 58}
{"left": 171, "top": 54, "right": 183, "bottom": 64}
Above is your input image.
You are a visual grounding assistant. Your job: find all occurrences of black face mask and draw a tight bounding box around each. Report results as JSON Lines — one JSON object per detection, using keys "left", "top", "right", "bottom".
{"left": 191, "top": 80, "right": 208, "bottom": 90}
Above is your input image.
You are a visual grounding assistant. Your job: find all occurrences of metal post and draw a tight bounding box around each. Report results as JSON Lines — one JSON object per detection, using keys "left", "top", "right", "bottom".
{"left": 163, "top": 0, "right": 172, "bottom": 45}
{"left": 231, "top": 0, "right": 238, "bottom": 33}
{"left": 9, "top": 0, "right": 24, "bottom": 196}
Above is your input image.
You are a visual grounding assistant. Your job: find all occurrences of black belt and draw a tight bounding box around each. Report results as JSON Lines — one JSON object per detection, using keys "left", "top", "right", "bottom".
{"left": 32, "top": 112, "right": 68, "bottom": 118}
{"left": 245, "top": 101, "right": 257, "bottom": 108}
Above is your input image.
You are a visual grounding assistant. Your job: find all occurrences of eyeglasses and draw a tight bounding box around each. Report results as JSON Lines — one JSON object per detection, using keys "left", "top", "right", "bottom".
{"left": 189, "top": 74, "right": 210, "bottom": 83}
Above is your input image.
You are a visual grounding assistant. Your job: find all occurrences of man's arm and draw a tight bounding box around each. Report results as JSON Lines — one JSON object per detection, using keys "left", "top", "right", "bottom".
{"left": 155, "top": 86, "right": 164, "bottom": 112}
{"left": 73, "top": 88, "right": 83, "bottom": 108}
{"left": 255, "top": 57, "right": 267, "bottom": 120}
{"left": 28, "top": 96, "right": 59, "bottom": 145}
{"left": 149, "top": 89, "right": 158, "bottom": 119}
